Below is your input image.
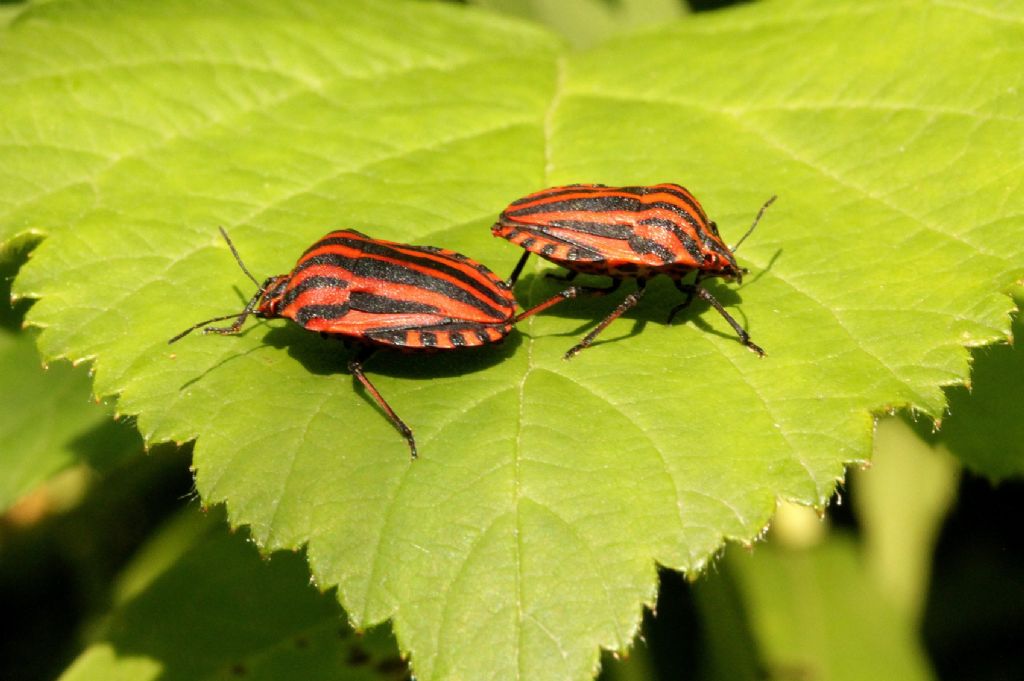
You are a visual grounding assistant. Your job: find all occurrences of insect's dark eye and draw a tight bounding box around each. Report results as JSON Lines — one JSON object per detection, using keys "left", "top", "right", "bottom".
{"left": 703, "top": 253, "right": 714, "bottom": 264}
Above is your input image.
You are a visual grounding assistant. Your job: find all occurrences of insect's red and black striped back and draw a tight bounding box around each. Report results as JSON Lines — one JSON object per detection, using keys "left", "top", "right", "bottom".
{"left": 259, "top": 230, "right": 515, "bottom": 350}
{"left": 493, "top": 183, "right": 739, "bottom": 278}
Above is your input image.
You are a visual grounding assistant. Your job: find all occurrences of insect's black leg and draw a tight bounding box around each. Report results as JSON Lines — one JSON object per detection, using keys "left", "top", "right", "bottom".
{"left": 348, "top": 346, "right": 418, "bottom": 459}
{"left": 667, "top": 273, "right": 702, "bottom": 325}
{"left": 514, "top": 278, "right": 621, "bottom": 323}
{"left": 506, "top": 251, "right": 531, "bottom": 286}
{"left": 168, "top": 288, "right": 264, "bottom": 343}
{"left": 564, "top": 278, "right": 647, "bottom": 360}
{"left": 694, "top": 286, "right": 765, "bottom": 357}
{"left": 201, "top": 288, "right": 264, "bottom": 335}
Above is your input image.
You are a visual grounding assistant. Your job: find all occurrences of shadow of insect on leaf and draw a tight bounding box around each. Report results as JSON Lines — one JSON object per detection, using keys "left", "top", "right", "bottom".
{"left": 260, "top": 323, "right": 522, "bottom": 382}
{"left": 511, "top": 247, "right": 782, "bottom": 350}
{"left": 178, "top": 342, "right": 268, "bottom": 392}
{"left": 743, "top": 247, "right": 783, "bottom": 287}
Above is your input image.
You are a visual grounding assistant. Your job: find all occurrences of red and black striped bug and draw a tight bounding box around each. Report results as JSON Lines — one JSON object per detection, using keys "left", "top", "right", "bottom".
{"left": 495, "top": 183, "right": 776, "bottom": 358}
{"left": 169, "top": 228, "right": 519, "bottom": 459}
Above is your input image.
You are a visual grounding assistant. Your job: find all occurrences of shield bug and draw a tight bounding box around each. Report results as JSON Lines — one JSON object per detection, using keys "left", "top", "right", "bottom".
{"left": 494, "top": 183, "right": 775, "bottom": 358}
{"left": 170, "top": 228, "right": 519, "bottom": 459}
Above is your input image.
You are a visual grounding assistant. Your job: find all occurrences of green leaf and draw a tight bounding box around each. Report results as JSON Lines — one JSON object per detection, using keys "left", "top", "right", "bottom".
{"left": 920, "top": 291, "right": 1024, "bottom": 480}
{"left": 697, "top": 537, "right": 935, "bottom": 681}
{"left": 61, "top": 509, "right": 406, "bottom": 681}
{"left": 4, "top": 0, "right": 1023, "bottom": 679}
{"left": 0, "top": 251, "right": 140, "bottom": 511}
{"left": 0, "top": 327, "right": 137, "bottom": 510}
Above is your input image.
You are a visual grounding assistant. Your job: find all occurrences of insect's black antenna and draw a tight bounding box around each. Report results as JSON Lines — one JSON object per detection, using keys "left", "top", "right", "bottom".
{"left": 219, "top": 226, "right": 262, "bottom": 288}
{"left": 732, "top": 195, "right": 777, "bottom": 253}
{"left": 169, "top": 228, "right": 267, "bottom": 344}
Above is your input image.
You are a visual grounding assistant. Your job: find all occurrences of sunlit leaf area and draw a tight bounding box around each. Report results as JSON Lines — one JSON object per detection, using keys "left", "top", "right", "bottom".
{"left": 2, "top": 1, "right": 1022, "bottom": 679}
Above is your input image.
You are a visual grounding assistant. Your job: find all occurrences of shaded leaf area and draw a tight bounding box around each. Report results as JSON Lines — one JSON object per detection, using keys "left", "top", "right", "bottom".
{"left": 60, "top": 509, "right": 407, "bottom": 681}
{"left": 0, "top": 444, "right": 193, "bottom": 681}
{"left": 913, "top": 291, "right": 1024, "bottom": 481}
{"left": 2, "top": 1, "right": 1022, "bottom": 680}
{"left": 0, "top": 248, "right": 140, "bottom": 511}
{"left": 695, "top": 537, "right": 934, "bottom": 681}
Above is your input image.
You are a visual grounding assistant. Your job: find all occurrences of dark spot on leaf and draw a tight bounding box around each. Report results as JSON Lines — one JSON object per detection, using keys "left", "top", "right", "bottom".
{"left": 376, "top": 656, "right": 409, "bottom": 675}
{"left": 347, "top": 645, "right": 370, "bottom": 666}
{"left": 230, "top": 662, "right": 247, "bottom": 676}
